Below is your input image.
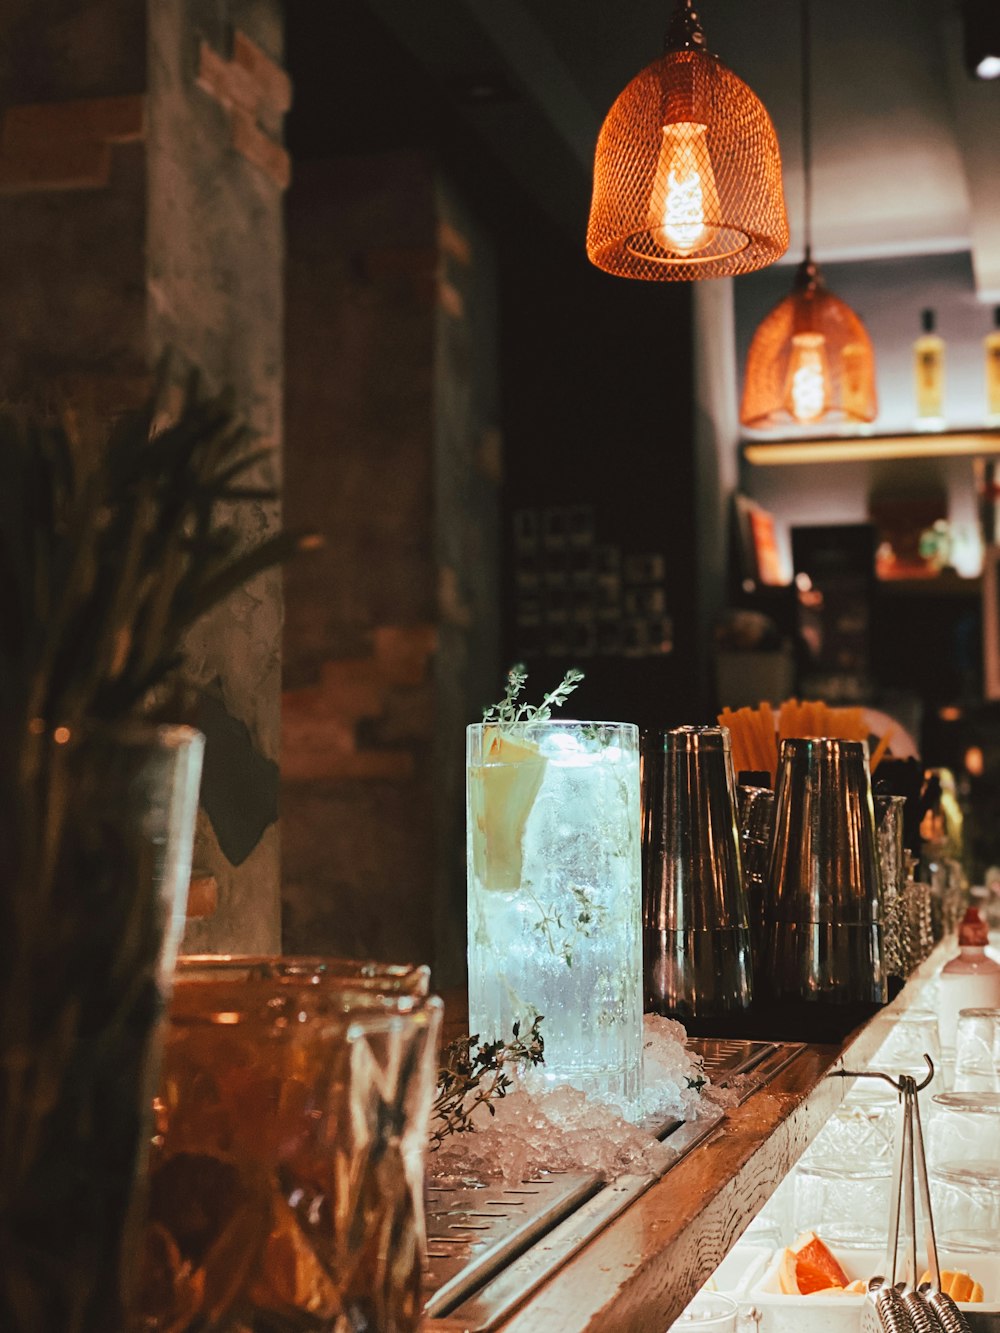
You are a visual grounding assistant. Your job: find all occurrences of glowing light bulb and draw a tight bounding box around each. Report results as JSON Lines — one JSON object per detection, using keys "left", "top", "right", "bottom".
{"left": 650, "top": 122, "right": 720, "bottom": 255}
{"left": 785, "top": 331, "right": 830, "bottom": 424}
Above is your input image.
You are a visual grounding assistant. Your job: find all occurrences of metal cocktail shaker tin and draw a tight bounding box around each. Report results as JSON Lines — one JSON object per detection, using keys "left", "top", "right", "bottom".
{"left": 737, "top": 783, "right": 775, "bottom": 953}
{"left": 642, "top": 726, "right": 753, "bottom": 1026}
{"left": 761, "top": 737, "right": 886, "bottom": 1007}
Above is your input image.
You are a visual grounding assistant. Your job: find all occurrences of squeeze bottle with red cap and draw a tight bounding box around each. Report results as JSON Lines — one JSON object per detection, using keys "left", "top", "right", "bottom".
{"left": 938, "top": 907, "right": 1000, "bottom": 1051}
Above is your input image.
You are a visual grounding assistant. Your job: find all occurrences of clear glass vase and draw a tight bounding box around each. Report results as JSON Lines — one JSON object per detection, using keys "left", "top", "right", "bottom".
{"left": 0, "top": 721, "right": 204, "bottom": 1331}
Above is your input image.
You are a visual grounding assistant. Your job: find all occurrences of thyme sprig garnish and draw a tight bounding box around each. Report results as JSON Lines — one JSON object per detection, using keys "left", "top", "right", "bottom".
{"left": 429, "top": 1016, "right": 545, "bottom": 1148}
{"left": 482, "top": 663, "right": 584, "bottom": 738}
{"left": 525, "top": 883, "right": 609, "bottom": 968}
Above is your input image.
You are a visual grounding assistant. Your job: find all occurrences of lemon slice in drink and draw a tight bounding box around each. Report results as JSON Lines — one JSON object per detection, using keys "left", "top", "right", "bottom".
{"left": 470, "top": 727, "right": 547, "bottom": 891}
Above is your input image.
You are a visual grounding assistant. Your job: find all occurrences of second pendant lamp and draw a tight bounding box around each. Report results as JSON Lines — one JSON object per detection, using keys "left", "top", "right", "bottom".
{"left": 740, "top": 0, "right": 877, "bottom": 430}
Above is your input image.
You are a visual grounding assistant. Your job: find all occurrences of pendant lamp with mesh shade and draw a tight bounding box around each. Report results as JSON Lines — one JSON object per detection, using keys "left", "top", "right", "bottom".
{"left": 586, "top": 0, "right": 789, "bottom": 281}
{"left": 740, "top": 0, "right": 877, "bottom": 428}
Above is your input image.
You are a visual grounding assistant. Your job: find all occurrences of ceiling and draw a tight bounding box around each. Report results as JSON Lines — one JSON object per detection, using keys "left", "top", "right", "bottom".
{"left": 289, "top": 0, "right": 1000, "bottom": 299}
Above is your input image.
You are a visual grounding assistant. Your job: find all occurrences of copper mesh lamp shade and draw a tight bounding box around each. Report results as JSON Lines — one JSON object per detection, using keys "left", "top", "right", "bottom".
{"left": 740, "top": 0, "right": 878, "bottom": 429}
{"left": 740, "top": 259, "right": 878, "bottom": 428}
{"left": 586, "top": 2, "right": 789, "bottom": 281}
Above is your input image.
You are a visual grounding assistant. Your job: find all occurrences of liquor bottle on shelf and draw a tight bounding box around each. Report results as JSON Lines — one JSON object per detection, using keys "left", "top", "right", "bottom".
{"left": 914, "top": 307, "right": 945, "bottom": 428}
{"left": 986, "top": 306, "right": 1000, "bottom": 425}
{"left": 938, "top": 906, "right": 1000, "bottom": 1052}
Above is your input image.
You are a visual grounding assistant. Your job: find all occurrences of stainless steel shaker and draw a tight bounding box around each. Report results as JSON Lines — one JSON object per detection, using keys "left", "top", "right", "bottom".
{"left": 738, "top": 783, "right": 775, "bottom": 952}
{"left": 642, "top": 726, "right": 753, "bottom": 1026}
{"left": 762, "top": 737, "right": 886, "bottom": 1008}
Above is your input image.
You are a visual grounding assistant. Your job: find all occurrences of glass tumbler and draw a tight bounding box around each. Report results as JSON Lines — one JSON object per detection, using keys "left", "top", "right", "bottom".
{"left": 791, "top": 1159, "right": 893, "bottom": 1250}
{"left": 132, "top": 970, "right": 442, "bottom": 1333}
{"left": 800, "top": 1093, "right": 899, "bottom": 1174}
{"left": 901, "top": 863, "right": 935, "bottom": 971}
{"left": 868, "top": 1007, "right": 944, "bottom": 1092}
{"left": 954, "top": 1007, "right": 1000, "bottom": 1092}
{"left": 926, "top": 1092, "right": 1000, "bottom": 1251}
{"left": 0, "top": 722, "right": 204, "bottom": 1333}
{"left": 927, "top": 1092, "right": 1000, "bottom": 1183}
{"left": 875, "top": 793, "right": 907, "bottom": 978}
{"left": 667, "top": 1293, "right": 739, "bottom": 1333}
{"left": 177, "top": 954, "right": 431, "bottom": 997}
{"left": 467, "top": 719, "right": 642, "bottom": 1108}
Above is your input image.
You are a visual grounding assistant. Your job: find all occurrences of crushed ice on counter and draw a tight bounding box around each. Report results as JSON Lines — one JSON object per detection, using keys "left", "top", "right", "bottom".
{"left": 429, "top": 1013, "right": 727, "bottom": 1184}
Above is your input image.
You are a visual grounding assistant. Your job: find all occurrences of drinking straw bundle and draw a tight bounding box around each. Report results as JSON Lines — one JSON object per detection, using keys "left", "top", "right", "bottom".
{"left": 718, "top": 697, "right": 895, "bottom": 786}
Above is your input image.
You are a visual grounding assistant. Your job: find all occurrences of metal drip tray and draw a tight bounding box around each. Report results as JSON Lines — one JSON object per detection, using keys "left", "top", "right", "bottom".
{"left": 422, "top": 1037, "right": 802, "bottom": 1330}
{"left": 423, "top": 1171, "right": 601, "bottom": 1317}
{"left": 694, "top": 1035, "right": 805, "bottom": 1104}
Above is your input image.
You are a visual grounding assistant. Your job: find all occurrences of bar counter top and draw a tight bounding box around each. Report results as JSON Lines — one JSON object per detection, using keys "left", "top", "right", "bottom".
{"left": 427, "top": 947, "right": 945, "bottom": 1333}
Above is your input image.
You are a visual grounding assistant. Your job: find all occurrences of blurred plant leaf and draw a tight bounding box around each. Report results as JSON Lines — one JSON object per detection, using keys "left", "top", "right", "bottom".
{"left": 0, "top": 374, "right": 315, "bottom": 735}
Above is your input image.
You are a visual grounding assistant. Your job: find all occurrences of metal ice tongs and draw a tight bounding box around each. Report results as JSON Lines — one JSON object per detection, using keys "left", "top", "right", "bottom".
{"left": 834, "top": 1058, "right": 972, "bottom": 1333}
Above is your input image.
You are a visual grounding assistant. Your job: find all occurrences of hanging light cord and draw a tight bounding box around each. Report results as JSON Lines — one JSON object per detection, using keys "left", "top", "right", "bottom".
{"left": 801, "top": 0, "right": 813, "bottom": 261}
{"left": 663, "top": 0, "right": 709, "bottom": 53}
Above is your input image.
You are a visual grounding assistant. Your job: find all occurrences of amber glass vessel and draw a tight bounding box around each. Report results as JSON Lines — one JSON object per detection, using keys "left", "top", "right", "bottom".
{"left": 132, "top": 971, "right": 442, "bottom": 1332}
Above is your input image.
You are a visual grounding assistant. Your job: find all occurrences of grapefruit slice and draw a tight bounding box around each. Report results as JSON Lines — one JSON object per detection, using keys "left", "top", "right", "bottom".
{"left": 778, "top": 1249, "right": 800, "bottom": 1296}
{"left": 790, "top": 1232, "right": 851, "bottom": 1296}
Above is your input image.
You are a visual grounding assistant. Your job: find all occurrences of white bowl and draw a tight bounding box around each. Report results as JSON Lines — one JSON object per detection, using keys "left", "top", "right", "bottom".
{"left": 748, "top": 1244, "right": 1000, "bottom": 1333}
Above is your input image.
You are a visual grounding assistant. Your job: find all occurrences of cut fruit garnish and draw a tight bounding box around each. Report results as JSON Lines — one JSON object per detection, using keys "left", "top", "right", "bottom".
{"left": 469, "top": 728, "right": 547, "bottom": 891}
{"left": 779, "top": 1232, "right": 852, "bottom": 1296}
{"left": 919, "top": 1270, "right": 984, "bottom": 1303}
{"left": 778, "top": 1249, "right": 799, "bottom": 1296}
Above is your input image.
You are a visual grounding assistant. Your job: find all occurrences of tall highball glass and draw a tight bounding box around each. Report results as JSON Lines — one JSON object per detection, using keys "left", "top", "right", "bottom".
{"left": 467, "top": 719, "right": 642, "bottom": 1108}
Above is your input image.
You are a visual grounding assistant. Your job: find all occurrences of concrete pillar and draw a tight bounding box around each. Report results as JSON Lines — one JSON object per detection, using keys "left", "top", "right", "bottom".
{"left": 0, "top": 1, "right": 289, "bottom": 951}
{"left": 148, "top": 2, "right": 288, "bottom": 953}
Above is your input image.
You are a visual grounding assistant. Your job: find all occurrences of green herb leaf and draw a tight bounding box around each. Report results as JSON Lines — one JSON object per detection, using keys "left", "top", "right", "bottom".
{"left": 482, "top": 664, "right": 584, "bottom": 738}
{"left": 429, "top": 1015, "right": 545, "bottom": 1148}
{"left": 0, "top": 368, "right": 314, "bottom": 733}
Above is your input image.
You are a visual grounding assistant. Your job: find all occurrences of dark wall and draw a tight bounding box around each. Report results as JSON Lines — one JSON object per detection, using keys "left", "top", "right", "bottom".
{"left": 281, "top": 0, "right": 708, "bottom": 982}
{"left": 497, "top": 227, "right": 701, "bottom": 730}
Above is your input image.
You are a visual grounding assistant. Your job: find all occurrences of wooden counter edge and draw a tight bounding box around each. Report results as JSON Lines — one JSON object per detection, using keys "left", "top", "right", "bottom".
{"left": 425, "top": 947, "right": 946, "bottom": 1333}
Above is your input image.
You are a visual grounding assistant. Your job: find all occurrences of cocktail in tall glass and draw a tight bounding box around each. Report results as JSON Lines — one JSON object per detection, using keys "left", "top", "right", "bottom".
{"left": 467, "top": 719, "right": 642, "bottom": 1108}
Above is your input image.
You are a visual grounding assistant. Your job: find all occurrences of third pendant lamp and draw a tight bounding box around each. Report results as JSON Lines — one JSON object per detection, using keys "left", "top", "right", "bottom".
{"left": 586, "top": 0, "right": 788, "bottom": 280}
{"left": 740, "top": 0, "right": 877, "bottom": 429}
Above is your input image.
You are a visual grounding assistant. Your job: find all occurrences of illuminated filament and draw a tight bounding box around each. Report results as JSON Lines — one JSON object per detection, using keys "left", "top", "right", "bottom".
{"left": 664, "top": 150, "right": 704, "bottom": 251}
{"left": 786, "top": 332, "right": 830, "bottom": 423}
{"left": 652, "top": 122, "right": 719, "bottom": 255}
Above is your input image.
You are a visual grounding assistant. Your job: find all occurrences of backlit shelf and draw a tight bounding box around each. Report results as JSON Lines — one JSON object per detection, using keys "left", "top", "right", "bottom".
{"left": 743, "top": 428, "right": 1000, "bottom": 466}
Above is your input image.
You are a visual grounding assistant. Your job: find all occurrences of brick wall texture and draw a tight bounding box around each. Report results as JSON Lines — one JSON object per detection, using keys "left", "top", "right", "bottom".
{"left": 282, "top": 153, "right": 500, "bottom": 981}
